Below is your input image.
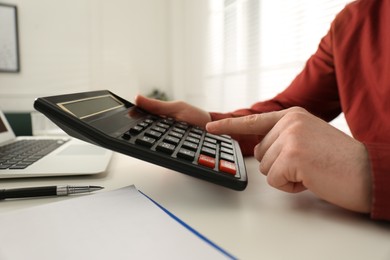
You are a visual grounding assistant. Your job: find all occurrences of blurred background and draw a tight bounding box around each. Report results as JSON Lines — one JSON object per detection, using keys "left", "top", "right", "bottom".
{"left": 0, "top": 0, "right": 351, "bottom": 134}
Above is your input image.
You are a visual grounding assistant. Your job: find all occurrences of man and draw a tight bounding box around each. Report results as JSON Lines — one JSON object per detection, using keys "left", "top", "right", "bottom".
{"left": 135, "top": 0, "right": 390, "bottom": 221}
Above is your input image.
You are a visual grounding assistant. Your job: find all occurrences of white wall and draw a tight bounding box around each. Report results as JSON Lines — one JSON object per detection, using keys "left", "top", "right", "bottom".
{"left": 169, "top": 0, "right": 208, "bottom": 104}
{"left": 0, "top": 0, "right": 171, "bottom": 111}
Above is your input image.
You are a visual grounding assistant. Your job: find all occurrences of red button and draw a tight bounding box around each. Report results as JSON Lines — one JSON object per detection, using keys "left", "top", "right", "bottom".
{"left": 219, "top": 160, "right": 236, "bottom": 175}
{"left": 198, "top": 154, "right": 215, "bottom": 169}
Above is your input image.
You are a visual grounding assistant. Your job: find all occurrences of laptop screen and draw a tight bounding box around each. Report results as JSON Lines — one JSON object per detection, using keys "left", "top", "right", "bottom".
{"left": 0, "top": 111, "right": 9, "bottom": 134}
{"left": 0, "top": 116, "right": 7, "bottom": 133}
{"left": 0, "top": 110, "right": 16, "bottom": 144}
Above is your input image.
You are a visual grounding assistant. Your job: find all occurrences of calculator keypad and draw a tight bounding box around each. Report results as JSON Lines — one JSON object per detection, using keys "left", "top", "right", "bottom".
{"left": 122, "top": 117, "right": 240, "bottom": 178}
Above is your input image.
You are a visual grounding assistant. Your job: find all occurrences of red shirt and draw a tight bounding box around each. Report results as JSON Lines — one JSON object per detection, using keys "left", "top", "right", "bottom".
{"left": 210, "top": 0, "right": 390, "bottom": 221}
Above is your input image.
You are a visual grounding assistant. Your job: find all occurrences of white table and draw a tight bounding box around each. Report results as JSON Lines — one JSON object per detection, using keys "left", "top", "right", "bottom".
{"left": 1, "top": 153, "right": 389, "bottom": 260}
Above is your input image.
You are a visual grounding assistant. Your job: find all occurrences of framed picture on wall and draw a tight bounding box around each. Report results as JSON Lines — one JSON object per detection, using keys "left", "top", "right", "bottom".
{"left": 0, "top": 3, "right": 20, "bottom": 72}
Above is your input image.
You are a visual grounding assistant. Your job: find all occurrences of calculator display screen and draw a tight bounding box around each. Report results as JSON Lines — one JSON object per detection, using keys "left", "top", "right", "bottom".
{"left": 58, "top": 95, "right": 124, "bottom": 119}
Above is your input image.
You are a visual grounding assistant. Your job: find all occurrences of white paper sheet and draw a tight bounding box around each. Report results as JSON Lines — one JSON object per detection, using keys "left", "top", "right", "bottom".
{"left": 0, "top": 185, "right": 232, "bottom": 260}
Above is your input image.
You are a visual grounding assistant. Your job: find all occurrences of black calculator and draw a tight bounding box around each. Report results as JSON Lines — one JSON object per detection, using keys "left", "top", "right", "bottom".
{"left": 34, "top": 90, "right": 247, "bottom": 190}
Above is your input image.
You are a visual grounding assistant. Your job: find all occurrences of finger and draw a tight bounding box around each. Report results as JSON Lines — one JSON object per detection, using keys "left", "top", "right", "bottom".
{"left": 255, "top": 135, "right": 282, "bottom": 174}
{"left": 205, "top": 109, "right": 288, "bottom": 136}
{"left": 265, "top": 154, "right": 307, "bottom": 193}
{"left": 254, "top": 112, "right": 291, "bottom": 164}
{"left": 135, "top": 95, "right": 185, "bottom": 117}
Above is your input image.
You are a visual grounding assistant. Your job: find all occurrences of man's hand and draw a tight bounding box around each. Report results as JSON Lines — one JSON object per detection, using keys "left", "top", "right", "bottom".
{"left": 135, "top": 95, "right": 211, "bottom": 128}
{"left": 206, "top": 107, "right": 372, "bottom": 213}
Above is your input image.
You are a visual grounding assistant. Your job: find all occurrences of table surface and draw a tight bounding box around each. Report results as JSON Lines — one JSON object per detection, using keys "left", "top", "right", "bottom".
{"left": 1, "top": 153, "right": 389, "bottom": 260}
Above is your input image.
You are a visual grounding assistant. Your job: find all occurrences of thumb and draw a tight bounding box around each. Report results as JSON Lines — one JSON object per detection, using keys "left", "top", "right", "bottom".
{"left": 135, "top": 95, "right": 183, "bottom": 116}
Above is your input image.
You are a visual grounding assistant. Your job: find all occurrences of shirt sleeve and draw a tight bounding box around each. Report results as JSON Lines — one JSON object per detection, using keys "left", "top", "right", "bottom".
{"left": 210, "top": 19, "right": 342, "bottom": 156}
{"left": 365, "top": 143, "right": 390, "bottom": 221}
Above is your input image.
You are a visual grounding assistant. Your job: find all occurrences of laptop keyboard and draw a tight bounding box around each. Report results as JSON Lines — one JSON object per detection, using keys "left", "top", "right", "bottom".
{"left": 0, "top": 139, "right": 68, "bottom": 170}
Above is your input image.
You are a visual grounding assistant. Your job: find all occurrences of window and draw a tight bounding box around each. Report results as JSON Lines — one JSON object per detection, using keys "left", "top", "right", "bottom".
{"left": 202, "top": 0, "right": 352, "bottom": 112}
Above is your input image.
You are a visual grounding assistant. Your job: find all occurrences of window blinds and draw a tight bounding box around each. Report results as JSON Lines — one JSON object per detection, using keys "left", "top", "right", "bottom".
{"left": 203, "top": 0, "right": 352, "bottom": 111}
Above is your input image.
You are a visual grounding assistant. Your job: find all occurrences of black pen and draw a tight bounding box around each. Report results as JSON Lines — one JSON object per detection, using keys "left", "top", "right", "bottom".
{"left": 0, "top": 185, "right": 104, "bottom": 200}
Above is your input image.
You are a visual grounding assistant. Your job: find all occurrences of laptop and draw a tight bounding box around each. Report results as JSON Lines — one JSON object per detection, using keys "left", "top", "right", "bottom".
{"left": 0, "top": 109, "right": 112, "bottom": 178}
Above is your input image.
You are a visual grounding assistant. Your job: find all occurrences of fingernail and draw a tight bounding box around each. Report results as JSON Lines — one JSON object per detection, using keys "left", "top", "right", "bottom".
{"left": 205, "top": 122, "right": 211, "bottom": 131}
{"left": 206, "top": 122, "right": 215, "bottom": 132}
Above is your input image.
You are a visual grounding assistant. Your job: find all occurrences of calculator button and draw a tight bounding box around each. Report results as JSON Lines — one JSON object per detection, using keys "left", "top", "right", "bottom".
{"left": 156, "top": 122, "right": 170, "bottom": 129}
{"left": 164, "top": 136, "right": 180, "bottom": 145}
{"left": 220, "top": 152, "right": 234, "bottom": 162}
{"left": 198, "top": 154, "right": 215, "bottom": 169}
{"left": 177, "top": 148, "right": 195, "bottom": 160}
{"left": 169, "top": 131, "right": 184, "bottom": 139}
{"left": 220, "top": 146, "right": 234, "bottom": 155}
{"left": 204, "top": 137, "right": 217, "bottom": 144}
{"left": 121, "top": 133, "right": 131, "bottom": 140}
{"left": 136, "top": 136, "right": 156, "bottom": 147}
{"left": 203, "top": 142, "right": 217, "bottom": 150}
{"left": 145, "top": 130, "right": 162, "bottom": 139}
{"left": 175, "top": 122, "right": 189, "bottom": 130}
{"left": 160, "top": 119, "right": 174, "bottom": 125}
{"left": 191, "top": 128, "right": 204, "bottom": 135}
{"left": 156, "top": 142, "right": 176, "bottom": 154}
{"left": 182, "top": 141, "right": 198, "bottom": 151}
{"left": 172, "top": 127, "right": 186, "bottom": 134}
{"left": 186, "top": 136, "right": 200, "bottom": 144}
{"left": 130, "top": 125, "right": 143, "bottom": 135}
{"left": 138, "top": 122, "right": 149, "bottom": 128}
{"left": 201, "top": 147, "right": 216, "bottom": 157}
{"left": 144, "top": 119, "right": 154, "bottom": 124}
{"left": 151, "top": 126, "right": 167, "bottom": 133}
{"left": 219, "top": 160, "right": 236, "bottom": 175}
{"left": 188, "top": 132, "right": 201, "bottom": 139}
{"left": 206, "top": 133, "right": 231, "bottom": 143}
{"left": 221, "top": 142, "right": 233, "bottom": 150}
